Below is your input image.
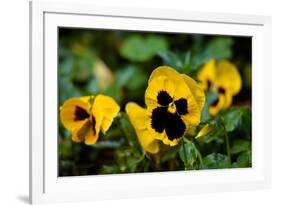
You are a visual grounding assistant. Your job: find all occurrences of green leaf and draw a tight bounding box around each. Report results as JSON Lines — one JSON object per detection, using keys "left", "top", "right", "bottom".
{"left": 158, "top": 49, "right": 211, "bottom": 74}
{"left": 158, "top": 51, "right": 183, "bottom": 70}
{"left": 232, "top": 151, "right": 251, "bottom": 168}
{"left": 161, "top": 147, "right": 180, "bottom": 163}
{"left": 116, "top": 148, "right": 144, "bottom": 173}
{"left": 223, "top": 107, "right": 243, "bottom": 132}
{"left": 86, "top": 78, "right": 99, "bottom": 94}
{"left": 223, "top": 107, "right": 252, "bottom": 134}
{"left": 115, "top": 113, "right": 145, "bottom": 173}
{"left": 59, "top": 57, "right": 74, "bottom": 76}
{"left": 179, "top": 139, "right": 201, "bottom": 169}
{"left": 104, "top": 65, "right": 146, "bottom": 102}
{"left": 189, "top": 51, "right": 211, "bottom": 71}
{"left": 59, "top": 78, "right": 82, "bottom": 103}
{"left": 146, "top": 35, "right": 168, "bottom": 54}
{"left": 206, "top": 37, "right": 233, "bottom": 60}
{"left": 203, "top": 153, "right": 229, "bottom": 169}
{"left": 182, "top": 51, "right": 191, "bottom": 67}
{"left": 115, "top": 66, "right": 146, "bottom": 91}
{"left": 158, "top": 50, "right": 193, "bottom": 73}
{"left": 241, "top": 107, "right": 252, "bottom": 138}
{"left": 117, "top": 112, "right": 141, "bottom": 150}
{"left": 71, "top": 55, "right": 93, "bottom": 82}
{"left": 99, "top": 165, "right": 119, "bottom": 174}
{"left": 112, "top": 65, "right": 147, "bottom": 100}
{"left": 115, "top": 66, "right": 136, "bottom": 88}
{"left": 103, "top": 85, "right": 121, "bottom": 103}
{"left": 120, "top": 35, "right": 168, "bottom": 62}
{"left": 230, "top": 139, "right": 250, "bottom": 154}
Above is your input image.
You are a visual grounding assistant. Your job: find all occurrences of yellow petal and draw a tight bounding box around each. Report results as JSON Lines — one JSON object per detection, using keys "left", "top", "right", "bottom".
{"left": 175, "top": 81, "right": 202, "bottom": 127}
{"left": 72, "top": 120, "right": 91, "bottom": 143}
{"left": 147, "top": 66, "right": 189, "bottom": 107}
{"left": 181, "top": 74, "right": 206, "bottom": 112}
{"left": 93, "top": 94, "right": 120, "bottom": 134}
{"left": 72, "top": 132, "right": 84, "bottom": 143}
{"left": 181, "top": 107, "right": 200, "bottom": 126}
{"left": 145, "top": 75, "right": 175, "bottom": 111}
{"left": 84, "top": 111, "right": 103, "bottom": 145}
{"left": 176, "top": 89, "right": 202, "bottom": 127}
{"left": 125, "top": 102, "right": 149, "bottom": 130}
{"left": 149, "top": 127, "right": 166, "bottom": 141}
{"left": 79, "top": 96, "right": 94, "bottom": 104}
{"left": 60, "top": 97, "right": 90, "bottom": 132}
{"left": 221, "top": 91, "right": 233, "bottom": 110}
{"left": 180, "top": 96, "right": 201, "bottom": 127}
{"left": 69, "top": 113, "right": 101, "bottom": 145}
{"left": 197, "top": 59, "right": 216, "bottom": 91}
{"left": 216, "top": 60, "right": 242, "bottom": 95}
{"left": 137, "top": 129, "right": 160, "bottom": 154}
{"left": 149, "top": 66, "right": 183, "bottom": 84}
{"left": 125, "top": 102, "right": 160, "bottom": 154}
{"left": 84, "top": 127, "right": 99, "bottom": 145}
{"left": 162, "top": 133, "right": 181, "bottom": 146}
{"left": 186, "top": 127, "right": 197, "bottom": 137}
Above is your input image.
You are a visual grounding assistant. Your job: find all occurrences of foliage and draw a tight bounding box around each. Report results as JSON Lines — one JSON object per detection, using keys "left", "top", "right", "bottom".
{"left": 179, "top": 139, "right": 202, "bottom": 170}
{"left": 120, "top": 35, "right": 168, "bottom": 62}
{"left": 202, "top": 153, "right": 229, "bottom": 169}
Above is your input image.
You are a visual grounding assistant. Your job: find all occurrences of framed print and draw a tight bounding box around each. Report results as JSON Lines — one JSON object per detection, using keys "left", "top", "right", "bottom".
{"left": 30, "top": 1, "right": 272, "bottom": 204}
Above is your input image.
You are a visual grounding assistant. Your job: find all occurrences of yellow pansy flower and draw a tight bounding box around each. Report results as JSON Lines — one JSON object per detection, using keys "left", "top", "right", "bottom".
{"left": 60, "top": 95, "right": 120, "bottom": 145}
{"left": 126, "top": 102, "right": 160, "bottom": 154}
{"left": 197, "top": 59, "right": 242, "bottom": 116}
{"left": 144, "top": 66, "right": 205, "bottom": 146}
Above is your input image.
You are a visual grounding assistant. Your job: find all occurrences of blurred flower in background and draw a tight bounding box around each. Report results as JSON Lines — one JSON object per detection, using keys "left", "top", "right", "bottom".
{"left": 197, "top": 59, "right": 242, "bottom": 116}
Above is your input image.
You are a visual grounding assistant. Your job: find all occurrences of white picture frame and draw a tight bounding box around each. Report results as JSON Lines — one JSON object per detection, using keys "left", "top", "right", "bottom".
{"left": 30, "top": 1, "right": 272, "bottom": 204}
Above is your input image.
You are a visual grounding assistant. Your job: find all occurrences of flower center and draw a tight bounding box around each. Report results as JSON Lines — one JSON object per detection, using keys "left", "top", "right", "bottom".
{"left": 157, "top": 91, "right": 188, "bottom": 115}
{"left": 74, "top": 106, "right": 96, "bottom": 135}
{"left": 74, "top": 106, "right": 90, "bottom": 121}
{"left": 168, "top": 102, "right": 176, "bottom": 114}
{"left": 152, "top": 90, "right": 189, "bottom": 141}
{"left": 151, "top": 106, "right": 186, "bottom": 141}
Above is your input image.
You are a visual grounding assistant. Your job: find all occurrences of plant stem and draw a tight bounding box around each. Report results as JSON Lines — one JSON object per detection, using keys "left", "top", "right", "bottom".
{"left": 182, "top": 141, "right": 188, "bottom": 170}
{"left": 91, "top": 139, "right": 124, "bottom": 149}
{"left": 117, "top": 113, "right": 132, "bottom": 146}
{"left": 224, "top": 132, "right": 231, "bottom": 166}
{"left": 221, "top": 117, "right": 231, "bottom": 166}
{"left": 196, "top": 146, "right": 204, "bottom": 168}
{"left": 128, "top": 152, "right": 146, "bottom": 167}
{"left": 191, "top": 138, "right": 204, "bottom": 168}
